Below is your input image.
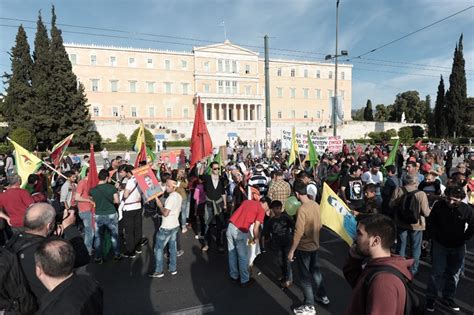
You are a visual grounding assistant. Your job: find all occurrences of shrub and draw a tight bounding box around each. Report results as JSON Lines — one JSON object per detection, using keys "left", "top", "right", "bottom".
{"left": 166, "top": 140, "right": 190, "bottom": 147}
{"left": 398, "top": 127, "right": 413, "bottom": 143}
{"left": 116, "top": 133, "right": 129, "bottom": 145}
{"left": 9, "top": 128, "right": 37, "bottom": 151}
{"left": 129, "top": 127, "right": 155, "bottom": 149}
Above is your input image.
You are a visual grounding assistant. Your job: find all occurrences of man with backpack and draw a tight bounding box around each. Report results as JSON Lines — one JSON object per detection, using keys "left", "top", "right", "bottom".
{"left": 389, "top": 174, "right": 430, "bottom": 275}
{"left": 343, "top": 214, "right": 418, "bottom": 315}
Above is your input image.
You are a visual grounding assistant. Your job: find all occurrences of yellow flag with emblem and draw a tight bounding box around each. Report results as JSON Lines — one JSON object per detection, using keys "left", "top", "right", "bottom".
{"left": 320, "top": 183, "right": 357, "bottom": 246}
{"left": 7, "top": 138, "right": 43, "bottom": 188}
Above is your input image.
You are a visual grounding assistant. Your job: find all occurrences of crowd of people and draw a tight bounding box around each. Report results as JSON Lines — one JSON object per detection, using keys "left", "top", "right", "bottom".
{"left": 0, "top": 139, "right": 473, "bottom": 314}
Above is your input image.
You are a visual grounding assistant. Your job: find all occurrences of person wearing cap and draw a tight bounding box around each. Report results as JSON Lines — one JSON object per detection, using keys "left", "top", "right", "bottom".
{"left": 389, "top": 174, "right": 430, "bottom": 275}
{"left": 340, "top": 165, "right": 364, "bottom": 212}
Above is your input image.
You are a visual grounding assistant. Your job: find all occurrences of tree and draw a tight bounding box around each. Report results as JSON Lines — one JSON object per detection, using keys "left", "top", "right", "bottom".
{"left": 30, "top": 11, "right": 54, "bottom": 148}
{"left": 363, "top": 99, "right": 374, "bottom": 121}
{"left": 351, "top": 108, "right": 364, "bottom": 121}
{"left": 129, "top": 127, "right": 155, "bottom": 149}
{"left": 433, "top": 75, "right": 448, "bottom": 137}
{"left": 398, "top": 127, "right": 413, "bottom": 143}
{"left": 49, "top": 6, "right": 94, "bottom": 148}
{"left": 9, "top": 127, "right": 37, "bottom": 151}
{"left": 374, "top": 104, "right": 391, "bottom": 122}
{"left": 445, "top": 34, "right": 468, "bottom": 137}
{"left": 2, "top": 25, "right": 34, "bottom": 131}
{"left": 116, "top": 133, "right": 129, "bottom": 144}
{"left": 389, "top": 91, "right": 427, "bottom": 123}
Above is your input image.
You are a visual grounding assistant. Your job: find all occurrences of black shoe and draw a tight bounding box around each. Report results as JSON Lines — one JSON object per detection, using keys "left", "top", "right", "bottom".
{"left": 442, "top": 298, "right": 460, "bottom": 312}
{"left": 94, "top": 258, "right": 103, "bottom": 264}
{"left": 240, "top": 278, "right": 255, "bottom": 288}
{"left": 426, "top": 299, "right": 435, "bottom": 312}
{"left": 230, "top": 277, "right": 239, "bottom": 284}
{"left": 139, "top": 238, "right": 148, "bottom": 247}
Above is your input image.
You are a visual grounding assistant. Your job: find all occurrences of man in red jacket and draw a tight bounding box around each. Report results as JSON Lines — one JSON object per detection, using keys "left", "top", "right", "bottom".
{"left": 0, "top": 175, "right": 34, "bottom": 232}
{"left": 343, "top": 214, "right": 413, "bottom": 315}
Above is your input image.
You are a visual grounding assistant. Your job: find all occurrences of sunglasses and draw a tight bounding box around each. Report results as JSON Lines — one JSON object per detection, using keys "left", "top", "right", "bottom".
{"left": 212, "top": 168, "right": 219, "bottom": 170}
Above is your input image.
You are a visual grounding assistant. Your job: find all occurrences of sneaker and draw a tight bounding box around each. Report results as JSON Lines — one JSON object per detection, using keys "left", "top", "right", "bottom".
{"left": 315, "top": 295, "right": 330, "bottom": 305}
{"left": 94, "top": 258, "right": 103, "bottom": 264}
{"left": 426, "top": 299, "right": 435, "bottom": 312}
{"left": 181, "top": 227, "right": 188, "bottom": 234}
{"left": 123, "top": 253, "right": 136, "bottom": 259}
{"left": 135, "top": 249, "right": 142, "bottom": 254}
{"left": 281, "top": 280, "right": 292, "bottom": 288}
{"left": 170, "top": 270, "right": 178, "bottom": 275}
{"left": 201, "top": 245, "right": 209, "bottom": 252}
{"left": 113, "top": 254, "right": 122, "bottom": 261}
{"left": 442, "top": 298, "right": 460, "bottom": 312}
{"left": 293, "top": 305, "right": 316, "bottom": 315}
{"left": 149, "top": 272, "right": 164, "bottom": 278}
{"left": 177, "top": 250, "right": 184, "bottom": 257}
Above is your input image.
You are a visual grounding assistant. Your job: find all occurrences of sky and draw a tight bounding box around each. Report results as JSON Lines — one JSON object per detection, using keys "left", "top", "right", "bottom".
{"left": 0, "top": 0, "right": 473, "bottom": 110}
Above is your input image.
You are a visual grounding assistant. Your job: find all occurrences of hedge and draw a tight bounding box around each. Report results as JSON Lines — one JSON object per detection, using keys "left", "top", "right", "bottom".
{"left": 166, "top": 140, "right": 190, "bottom": 147}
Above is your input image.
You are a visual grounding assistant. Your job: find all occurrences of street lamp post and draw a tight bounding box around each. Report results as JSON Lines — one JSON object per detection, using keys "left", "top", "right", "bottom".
{"left": 325, "top": 0, "right": 347, "bottom": 137}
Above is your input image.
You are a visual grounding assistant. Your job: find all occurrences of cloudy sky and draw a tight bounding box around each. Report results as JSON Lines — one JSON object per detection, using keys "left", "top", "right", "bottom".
{"left": 0, "top": 0, "right": 472, "bottom": 109}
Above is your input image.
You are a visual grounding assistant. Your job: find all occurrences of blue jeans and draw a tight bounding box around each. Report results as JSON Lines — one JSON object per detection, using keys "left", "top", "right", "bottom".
{"left": 296, "top": 249, "right": 327, "bottom": 306}
{"left": 154, "top": 227, "right": 179, "bottom": 273}
{"left": 180, "top": 194, "right": 190, "bottom": 228}
{"left": 79, "top": 211, "right": 94, "bottom": 255}
{"left": 94, "top": 213, "right": 120, "bottom": 259}
{"left": 278, "top": 244, "right": 293, "bottom": 282}
{"left": 396, "top": 228, "right": 422, "bottom": 275}
{"left": 226, "top": 223, "right": 249, "bottom": 284}
{"left": 426, "top": 241, "right": 465, "bottom": 300}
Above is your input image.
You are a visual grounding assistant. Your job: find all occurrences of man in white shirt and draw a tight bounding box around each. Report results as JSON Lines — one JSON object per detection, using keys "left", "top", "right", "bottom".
{"left": 119, "top": 165, "right": 143, "bottom": 258}
{"left": 101, "top": 148, "right": 109, "bottom": 169}
{"left": 361, "top": 160, "right": 383, "bottom": 203}
{"left": 150, "top": 179, "right": 182, "bottom": 278}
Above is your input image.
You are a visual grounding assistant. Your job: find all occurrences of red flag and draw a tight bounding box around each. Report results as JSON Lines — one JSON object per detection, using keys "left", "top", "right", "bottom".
{"left": 190, "top": 97, "right": 213, "bottom": 166}
{"left": 50, "top": 134, "right": 74, "bottom": 167}
{"left": 88, "top": 144, "right": 99, "bottom": 191}
{"left": 134, "top": 142, "right": 147, "bottom": 168}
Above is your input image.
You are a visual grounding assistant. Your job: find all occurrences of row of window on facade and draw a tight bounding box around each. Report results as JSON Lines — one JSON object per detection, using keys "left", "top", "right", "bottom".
{"left": 276, "top": 87, "right": 345, "bottom": 100}
{"left": 277, "top": 67, "right": 345, "bottom": 80}
{"left": 69, "top": 53, "right": 346, "bottom": 80}
{"left": 92, "top": 105, "right": 190, "bottom": 119}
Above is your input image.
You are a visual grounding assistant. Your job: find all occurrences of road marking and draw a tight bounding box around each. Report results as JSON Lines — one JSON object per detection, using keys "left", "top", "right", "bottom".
{"left": 163, "top": 304, "right": 215, "bottom": 315}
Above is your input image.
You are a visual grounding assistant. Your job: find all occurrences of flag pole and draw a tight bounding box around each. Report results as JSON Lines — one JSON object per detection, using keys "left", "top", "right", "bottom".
{"left": 40, "top": 161, "right": 68, "bottom": 179}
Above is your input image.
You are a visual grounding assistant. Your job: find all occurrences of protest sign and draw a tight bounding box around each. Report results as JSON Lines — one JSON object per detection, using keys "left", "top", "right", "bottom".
{"left": 132, "top": 165, "right": 163, "bottom": 202}
{"left": 281, "top": 130, "right": 343, "bottom": 155}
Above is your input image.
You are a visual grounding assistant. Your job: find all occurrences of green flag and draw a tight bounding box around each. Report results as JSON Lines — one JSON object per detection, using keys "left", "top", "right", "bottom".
{"left": 146, "top": 147, "right": 156, "bottom": 162}
{"left": 307, "top": 131, "right": 319, "bottom": 168}
{"left": 385, "top": 138, "right": 400, "bottom": 167}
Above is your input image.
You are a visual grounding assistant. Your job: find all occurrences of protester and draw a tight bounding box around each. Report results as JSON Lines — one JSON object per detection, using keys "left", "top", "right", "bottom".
{"left": 35, "top": 239, "right": 103, "bottom": 314}
{"left": 343, "top": 214, "right": 413, "bottom": 315}
{"left": 0, "top": 175, "right": 35, "bottom": 233}
{"left": 425, "top": 185, "right": 474, "bottom": 312}
{"left": 340, "top": 165, "right": 364, "bottom": 212}
{"left": 288, "top": 180, "right": 329, "bottom": 315}
{"left": 89, "top": 169, "right": 121, "bottom": 264}
{"left": 74, "top": 168, "right": 95, "bottom": 255}
{"left": 267, "top": 170, "right": 291, "bottom": 204}
{"left": 226, "top": 197, "right": 269, "bottom": 287}
{"left": 150, "top": 178, "right": 182, "bottom": 278}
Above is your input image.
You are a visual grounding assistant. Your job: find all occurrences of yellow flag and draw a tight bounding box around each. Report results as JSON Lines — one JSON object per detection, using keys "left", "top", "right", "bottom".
{"left": 7, "top": 138, "right": 43, "bottom": 188}
{"left": 320, "top": 183, "right": 357, "bottom": 246}
{"left": 288, "top": 127, "right": 299, "bottom": 165}
{"left": 134, "top": 120, "right": 145, "bottom": 152}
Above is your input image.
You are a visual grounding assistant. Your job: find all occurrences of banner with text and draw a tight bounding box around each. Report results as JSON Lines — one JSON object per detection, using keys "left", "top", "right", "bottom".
{"left": 281, "top": 130, "right": 343, "bottom": 155}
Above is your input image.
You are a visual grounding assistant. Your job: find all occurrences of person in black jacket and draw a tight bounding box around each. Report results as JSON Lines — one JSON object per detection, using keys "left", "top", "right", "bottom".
{"left": 35, "top": 239, "right": 102, "bottom": 315}
{"left": 6, "top": 202, "right": 89, "bottom": 302}
{"left": 424, "top": 185, "right": 474, "bottom": 313}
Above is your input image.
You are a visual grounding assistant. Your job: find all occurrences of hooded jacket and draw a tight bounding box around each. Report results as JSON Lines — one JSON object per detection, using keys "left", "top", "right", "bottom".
{"left": 343, "top": 254, "right": 414, "bottom": 315}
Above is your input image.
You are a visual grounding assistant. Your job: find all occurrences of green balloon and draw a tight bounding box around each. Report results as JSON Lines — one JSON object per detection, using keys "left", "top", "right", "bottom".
{"left": 284, "top": 196, "right": 301, "bottom": 216}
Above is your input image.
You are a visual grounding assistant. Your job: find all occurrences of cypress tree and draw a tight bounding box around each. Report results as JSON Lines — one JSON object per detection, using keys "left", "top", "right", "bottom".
{"left": 50, "top": 5, "right": 93, "bottom": 147}
{"left": 445, "top": 34, "right": 467, "bottom": 137}
{"left": 2, "top": 25, "right": 34, "bottom": 131}
{"left": 433, "top": 75, "right": 448, "bottom": 137}
{"left": 30, "top": 11, "right": 55, "bottom": 148}
{"left": 363, "top": 99, "right": 374, "bottom": 121}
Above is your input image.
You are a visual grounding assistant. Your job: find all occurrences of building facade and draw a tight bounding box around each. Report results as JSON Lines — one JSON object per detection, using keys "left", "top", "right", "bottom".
{"left": 65, "top": 40, "right": 352, "bottom": 144}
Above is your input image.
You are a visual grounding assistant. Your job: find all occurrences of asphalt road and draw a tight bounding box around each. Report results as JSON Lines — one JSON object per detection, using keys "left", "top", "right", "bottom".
{"left": 77, "top": 215, "right": 474, "bottom": 315}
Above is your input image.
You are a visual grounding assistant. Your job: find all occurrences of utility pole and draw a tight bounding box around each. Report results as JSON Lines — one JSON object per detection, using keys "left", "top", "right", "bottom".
{"left": 333, "top": 0, "right": 340, "bottom": 136}
{"left": 264, "top": 35, "right": 272, "bottom": 158}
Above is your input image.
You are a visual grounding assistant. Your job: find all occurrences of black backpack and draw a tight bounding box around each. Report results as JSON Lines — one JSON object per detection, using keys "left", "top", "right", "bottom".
{"left": 397, "top": 187, "right": 420, "bottom": 224}
{"left": 0, "top": 246, "right": 37, "bottom": 314}
{"left": 365, "top": 265, "right": 424, "bottom": 315}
